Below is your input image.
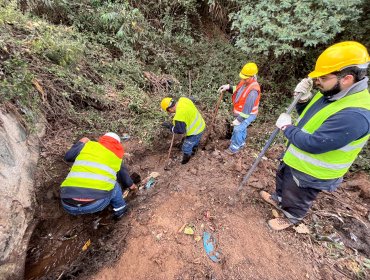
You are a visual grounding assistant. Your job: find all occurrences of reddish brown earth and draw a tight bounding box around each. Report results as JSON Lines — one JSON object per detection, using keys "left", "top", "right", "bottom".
{"left": 25, "top": 127, "right": 370, "bottom": 280}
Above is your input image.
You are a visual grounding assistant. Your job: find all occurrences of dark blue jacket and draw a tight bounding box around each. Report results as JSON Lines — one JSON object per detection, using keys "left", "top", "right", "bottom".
{"left": 60, "top": 141, "right": 133, "bottom": 199}
{"left": 283, "top": 77, "right": 370, "bottom": 191}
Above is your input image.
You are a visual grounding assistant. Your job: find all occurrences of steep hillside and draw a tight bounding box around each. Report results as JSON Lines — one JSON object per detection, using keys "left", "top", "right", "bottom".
{"left": 1, "top": 1, "right": 369, "bottom": 280}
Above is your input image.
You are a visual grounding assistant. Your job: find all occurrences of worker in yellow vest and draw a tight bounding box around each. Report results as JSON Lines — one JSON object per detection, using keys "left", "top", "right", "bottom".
{"left": 60, "top": 132, "right": 137, "bottom": 220}
{"left": 260, "top": 41, "right": 370, "bottom": 230}
{"left": 161, "top": 97, "right": 206, "bottom": 164}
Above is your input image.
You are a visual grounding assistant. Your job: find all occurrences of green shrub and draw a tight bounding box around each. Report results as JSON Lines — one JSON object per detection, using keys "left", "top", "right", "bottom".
{"left": 31, "top": 30, "right": 85, "bottom": 66}
{"left": 230, "top": 0, "right": 363, "bottom": 57}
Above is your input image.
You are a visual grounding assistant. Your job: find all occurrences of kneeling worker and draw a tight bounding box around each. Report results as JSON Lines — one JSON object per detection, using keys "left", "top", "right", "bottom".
{"left": 161, "top": 97, "right": 206, "bottom": 164}
{"left": 60, "top": 132, "right": 137, "bottom": 220}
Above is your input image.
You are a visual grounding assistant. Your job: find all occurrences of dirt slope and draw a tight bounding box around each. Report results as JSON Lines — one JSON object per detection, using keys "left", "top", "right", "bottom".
{"left": 91, "top": 141, "right": 315, "bottom": 279}
{"left": 25, "top": 128, "right": 370, "bottom": 280}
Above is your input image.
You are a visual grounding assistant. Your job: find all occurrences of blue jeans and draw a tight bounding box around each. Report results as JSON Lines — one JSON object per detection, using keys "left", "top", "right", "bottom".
{"left": 182, "top": 132, "right": 203, "bottom": 155}
{"left": 229, "top": 114, "right": 257, "bottom": 152}
{"left": 61, "top": 183, "right": 127, "bottom": 216}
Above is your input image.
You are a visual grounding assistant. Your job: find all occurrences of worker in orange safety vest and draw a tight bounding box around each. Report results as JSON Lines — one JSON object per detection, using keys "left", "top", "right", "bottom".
{"left": 218, "top": 62, "right": 261, "bottom": 155}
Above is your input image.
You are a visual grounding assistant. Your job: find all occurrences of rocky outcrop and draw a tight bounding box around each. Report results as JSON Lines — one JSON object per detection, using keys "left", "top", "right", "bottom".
{"left": 0, "top": 109, "right": 44, "bottom": 279}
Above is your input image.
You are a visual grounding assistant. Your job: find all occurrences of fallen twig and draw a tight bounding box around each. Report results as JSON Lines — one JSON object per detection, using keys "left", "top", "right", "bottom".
{"left": 339, "top": 212, "right": 368, "bottom": 229}
{"left": 322, "top": 191, "right": 354, "bottom": 211}
{"left": 326, "top": 259, "right": 353, "bottom": 279}
{"left": 313, "top": 210, "right": 344, "bottom": 224}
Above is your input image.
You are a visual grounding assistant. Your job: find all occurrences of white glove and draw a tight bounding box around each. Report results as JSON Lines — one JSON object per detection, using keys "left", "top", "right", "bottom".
{"left": 218, "top": 84, "right": 230, "bottom": 92}
{"left": 276, "top": 113, "right": 292, "bottom": 130}
{"left": 232, "top": 119, "right": 241, "bottom": 126}
{"left": 294, "top": 78, "right": 313, "bottom": 103}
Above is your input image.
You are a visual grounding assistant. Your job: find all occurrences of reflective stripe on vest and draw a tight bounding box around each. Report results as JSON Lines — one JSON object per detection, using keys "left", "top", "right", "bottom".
{"left": 61, "top": 141, "right": 122, "bottom": 191}
{"left": 232, "top": 79, "right": 261, "bottom": 115}
{"left": 283, "top": 89, "right": 370, "bottom": 179}
{"left": 173, "top": 97, "right": 206, "bottom": 136}
{"left": 66, "top": 172, "right": 117, "bottom": 185}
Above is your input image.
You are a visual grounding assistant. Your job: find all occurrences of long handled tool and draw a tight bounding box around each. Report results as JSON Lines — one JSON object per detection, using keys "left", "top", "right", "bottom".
{"left": 237, "top": 92, "right": 305, "bottom": 192}
{"left": 204, "top": 90, "right": 224, "bottom": 146}
{"left": 164, "top": 133, "right": 175, "bottom": 170}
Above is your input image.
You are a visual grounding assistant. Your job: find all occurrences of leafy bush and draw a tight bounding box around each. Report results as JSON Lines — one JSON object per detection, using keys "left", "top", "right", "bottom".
{"left": 5, "top": 0, "right": 369, "bottom": 172}
{"left": 230, "top": 0, "right": 363, "bottom": 57}
{"left": 31, "top": 32, "right": 85, "bottom": 66}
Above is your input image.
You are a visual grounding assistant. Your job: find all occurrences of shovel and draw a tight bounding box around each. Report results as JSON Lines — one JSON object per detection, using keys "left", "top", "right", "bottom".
{"left": 237, "top": 91, "right": 305, "bottom": 192}
{"left": 203, "top": 90, "right": 224, "bottom": 147}
{"left": 164, "top": 133, "right": 175, "bottom": 170}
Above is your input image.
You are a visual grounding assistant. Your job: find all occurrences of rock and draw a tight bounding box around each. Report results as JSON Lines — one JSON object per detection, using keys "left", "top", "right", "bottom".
{"left": 211, "top": 150, "right": 220, "bottom": 157}
{"left": 249, "top": 181, "right": 264, "bottom": 189}
{"left": 189, "top": 168, "right": 197, "bottom": 175}
{"left": 234, "top": 158, "right": 243, "bottom": 172}
{"left": 0, "top": 110, "right": 45, "bottom": 279}
{"left": 343, "top": 179, "right": 370, "bottom": 198}
{"left": 359, "top": 184, "right": 370, "bottom": 199}
{"left": 227, "top": 196, "right": 236, "bottom": 206}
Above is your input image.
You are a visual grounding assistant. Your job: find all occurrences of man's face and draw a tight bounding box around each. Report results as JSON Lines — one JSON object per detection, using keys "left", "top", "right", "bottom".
{"left": 314, "top": 74, "right": 341, "bottom": 97}
{"left": 242, "top": 77, "right": 252, "bottom": 83}
{"left": 167, "top": 107, "right": 176, "bottom": 113}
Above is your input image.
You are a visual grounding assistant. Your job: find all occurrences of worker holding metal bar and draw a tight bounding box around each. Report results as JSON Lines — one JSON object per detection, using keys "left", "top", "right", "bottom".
{"left": 260, "top": 41, "right": 370, "bottom": 230}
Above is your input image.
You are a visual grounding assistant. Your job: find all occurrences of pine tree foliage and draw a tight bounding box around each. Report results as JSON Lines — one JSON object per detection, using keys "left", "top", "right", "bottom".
{"left": 231, "top": 0, "right": 364, "bottom": 57}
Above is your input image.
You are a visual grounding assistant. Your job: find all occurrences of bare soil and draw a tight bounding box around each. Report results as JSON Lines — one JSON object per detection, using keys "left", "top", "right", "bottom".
{"left": 25, "top": 125, "right": 370, "bottom": 280}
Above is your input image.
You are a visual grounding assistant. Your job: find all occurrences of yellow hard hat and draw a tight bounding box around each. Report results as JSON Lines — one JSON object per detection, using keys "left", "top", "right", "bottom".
{"left": 239, "top": 62, "right": 258, "bottom": 79}
{"left": 308, "top": 41, "right": 370, "bottom": 78}
{"left": 160, "top": 97, "right": 173, "bottom": 111}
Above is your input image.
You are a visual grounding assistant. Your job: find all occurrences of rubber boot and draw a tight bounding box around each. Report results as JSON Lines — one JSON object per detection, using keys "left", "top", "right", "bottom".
{"left": 181, "top": 154, "right": 191, "bottom": 164}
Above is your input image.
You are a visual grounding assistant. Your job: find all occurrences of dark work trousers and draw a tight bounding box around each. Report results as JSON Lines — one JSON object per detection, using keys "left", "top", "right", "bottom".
{"left": 275, "top": 163, "right": 321, "bottom": 223}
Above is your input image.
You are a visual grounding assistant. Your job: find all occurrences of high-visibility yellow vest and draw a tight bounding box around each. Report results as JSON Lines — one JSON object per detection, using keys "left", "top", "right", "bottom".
{"left": 173, "top": 97, "right": 206, "bottom": 136}
{"left": 61, "top": 141, "right": 122, "bottom": 191}
{"left": 283, "top": 89, "right": 370, "bottom": 179}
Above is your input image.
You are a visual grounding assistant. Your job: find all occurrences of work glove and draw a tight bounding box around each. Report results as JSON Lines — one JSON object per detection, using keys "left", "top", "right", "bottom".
{"left": 218, "top": 84, "right": 230, "bottom": 92}
{"left": 162, "top": 121, "right": 173, "bottom": 129}
{"left": 294, "top": 78, "right": 313, "bottom": 103}
{"left": 276, "top": 113, "right": 292, "bottom": 130}
{"left": 129, "top": 184, "right": 138, "bottom": 191}
{"left": 232, "top": 119, "right": 241, "bottom": 126}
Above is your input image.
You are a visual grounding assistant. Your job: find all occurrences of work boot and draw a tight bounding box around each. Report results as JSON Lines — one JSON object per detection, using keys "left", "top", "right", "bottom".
{"left": 181, "top": 154, "right": 191, "bottom": 164}
{"left": 268, "top": 218, "right": 293, "bottom": 231}
{"left": 191, "top": 146, "right": 198, "bottom": 156}
{"left": 113, "top": 205, "right": 128, "bottom": 221}
{"left": 259, "top": 191, "right": 280, "bottom": 209}
{"left": 224, "top": 148, "right": 237, "bottom": 155}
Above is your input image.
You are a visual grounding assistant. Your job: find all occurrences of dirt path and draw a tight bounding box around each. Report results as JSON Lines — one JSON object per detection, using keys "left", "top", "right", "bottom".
{"left": 92, "top": 141, "right": 318, "bottom": 280}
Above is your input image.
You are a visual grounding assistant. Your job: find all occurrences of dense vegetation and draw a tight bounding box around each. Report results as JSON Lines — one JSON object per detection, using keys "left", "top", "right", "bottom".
{"left": 0, "top": 0, "right": 369, "bottom": 170}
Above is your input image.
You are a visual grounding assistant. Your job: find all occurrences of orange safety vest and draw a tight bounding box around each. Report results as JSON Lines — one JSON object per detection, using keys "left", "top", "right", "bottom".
{"left": 232, "top": 78, "right": 261, "bottom": 116}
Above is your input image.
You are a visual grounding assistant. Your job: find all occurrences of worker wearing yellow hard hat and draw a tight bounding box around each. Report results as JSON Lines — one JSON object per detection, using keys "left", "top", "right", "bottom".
{"left": 161, "top": 96, "right": 206, "bottom": 164}
{"left": 218, "top": 62, "right": 261, "bottom": 155}
{"left": 260, "top": 41, "right": 370, "bottom": 231}
{"left": 160, "top": 97, "right": 175, "bottom": 112}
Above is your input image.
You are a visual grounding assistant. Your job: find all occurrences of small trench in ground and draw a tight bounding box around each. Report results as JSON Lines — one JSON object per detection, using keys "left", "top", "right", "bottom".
{"left": 24, "top": 132, "right": 224, "bottom": 279}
